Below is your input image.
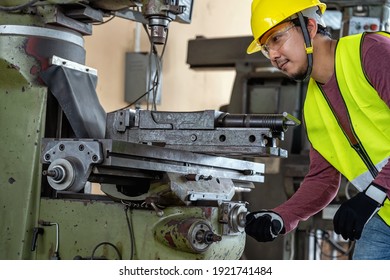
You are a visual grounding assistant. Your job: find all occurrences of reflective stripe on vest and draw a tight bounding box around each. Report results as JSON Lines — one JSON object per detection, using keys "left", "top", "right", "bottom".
{"left": 304, "top": 32, "right": 390, "bottom": 225}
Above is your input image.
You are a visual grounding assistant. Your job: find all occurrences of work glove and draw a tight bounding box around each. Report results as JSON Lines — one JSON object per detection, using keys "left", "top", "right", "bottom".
{"left": 245, "top": 210, "right": 284, "bottom": 242}
{"left": 333, "top": 183, "right": 386, "bottom": 241}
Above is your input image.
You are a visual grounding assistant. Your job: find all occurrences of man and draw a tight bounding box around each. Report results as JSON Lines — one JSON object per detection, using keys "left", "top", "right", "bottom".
{"left": 244, "top": 0, "right": 390, "bottom": 259}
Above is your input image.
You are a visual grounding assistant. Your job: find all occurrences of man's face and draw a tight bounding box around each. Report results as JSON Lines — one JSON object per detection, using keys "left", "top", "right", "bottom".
{"left": 260, "top": 21, "right": 309, "bottom": 80}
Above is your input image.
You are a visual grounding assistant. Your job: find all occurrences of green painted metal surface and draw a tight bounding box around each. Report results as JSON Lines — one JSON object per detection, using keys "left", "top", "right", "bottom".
{"left": 37, "top": 198, "right": 245, "bottom": 260}
{"left": 0, "top": 62, "right": 47, "bottom": 259}
{"left": 0, "top": 17, "right": 47, "bottom": 259}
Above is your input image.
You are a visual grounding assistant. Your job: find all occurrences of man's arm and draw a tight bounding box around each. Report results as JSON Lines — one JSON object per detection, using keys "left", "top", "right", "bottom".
{"left": 272, "top": 147, "right": 341, "bottom": 233}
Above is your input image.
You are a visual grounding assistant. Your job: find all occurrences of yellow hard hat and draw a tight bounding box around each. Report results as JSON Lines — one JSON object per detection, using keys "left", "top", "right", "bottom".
{"left": 247, "top": 0, "right": 327, "bottom": 54}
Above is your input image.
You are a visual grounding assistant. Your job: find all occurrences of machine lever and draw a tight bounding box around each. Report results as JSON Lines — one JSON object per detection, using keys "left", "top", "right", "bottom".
{"left": 150, "top": 202, "right": 164, "bottom": 217}
{"left": 31, "top": 227, "right": 44, "bottom": 251}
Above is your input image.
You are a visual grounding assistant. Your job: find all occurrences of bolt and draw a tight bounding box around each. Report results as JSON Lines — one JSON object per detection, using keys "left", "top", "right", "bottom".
{"left": 43, "top": 166, "right": 65, "bottom": 183}
{"left": 242, "top": 169, "right": 254, "bottom": 175}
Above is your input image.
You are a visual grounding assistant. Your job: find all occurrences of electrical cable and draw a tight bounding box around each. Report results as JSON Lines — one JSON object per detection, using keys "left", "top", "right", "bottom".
{"left": 122, "top": 202, "right": 136, "bottom": 260}
{"left": 93, "top": 15, "right": 116, "bottom": 25}
{"left": 149, "top": 54, "right": 161, "bottom": 111}
{"left": 38, "top": 220, "right": 60, "bottom": 259}
{"left": 127, "top": 83, "right": 158, "bottom": 108}
{"left": 90, "top": 241, "right": 122, "bottom": 260}
{"left": 109, "top": 68, "right": 159, "bottom": 112}
{"left": 145, "top": 25, "right": 163, "bottom": 111}
{"left": 108, "top": 21, "right": 166, "bottom": 113}
{"left": 151, "top": 29, "right": 167, "bottom": 110}
{"left": 159, "top": 28, "right": 169, "bottom": 58}
{"left": 0, "top": 0, "right": 39, "bottom": 11}
{"left": 123, "top": 23, "right": 165, "bottom": 110}
{"left": 147, "top": 45, "right": 157, "bottom": 110}
{"left": 52, "top": 222, "right": 59, "bottom": 255}
{"left": 312, "top": 229, "right": 355, "bottom": 260}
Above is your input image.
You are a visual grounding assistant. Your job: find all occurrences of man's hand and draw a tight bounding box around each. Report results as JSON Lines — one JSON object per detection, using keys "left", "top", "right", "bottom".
{"left": 245, "top": 210, "right": 284, "bottom": 242}
{"left": 333, "top": 184, "right": 385, "bottom": 240}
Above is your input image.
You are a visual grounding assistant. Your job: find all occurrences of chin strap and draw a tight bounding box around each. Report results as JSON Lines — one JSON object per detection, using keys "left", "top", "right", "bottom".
{"left": 297, "top": 12, "right": 313, "bottom": 82}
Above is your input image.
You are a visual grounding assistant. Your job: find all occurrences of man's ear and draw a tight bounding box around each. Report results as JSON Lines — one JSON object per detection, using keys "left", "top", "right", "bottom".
{"left": 307, "top": 18, "right": 318, "bottom": 39}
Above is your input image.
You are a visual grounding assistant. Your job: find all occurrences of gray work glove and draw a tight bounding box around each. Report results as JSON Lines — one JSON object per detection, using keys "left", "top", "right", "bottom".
{"left": 245, "top": 210, "right": 284, "bottom": 242}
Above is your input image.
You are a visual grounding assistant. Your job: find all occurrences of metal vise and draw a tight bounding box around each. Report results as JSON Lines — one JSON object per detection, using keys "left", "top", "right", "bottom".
{"left": 106, "top": 109, "right": 300, "bottom": 157}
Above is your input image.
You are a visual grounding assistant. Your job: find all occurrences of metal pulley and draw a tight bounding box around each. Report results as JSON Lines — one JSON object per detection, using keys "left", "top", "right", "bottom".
{"left": 43, "top": 158, "right": 76, "bottom": 191}
{"left": 219, "top": 202, "right": 248, "bottom": 235}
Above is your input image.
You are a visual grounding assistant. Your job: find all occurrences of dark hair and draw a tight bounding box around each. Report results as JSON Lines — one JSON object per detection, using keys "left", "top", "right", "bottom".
{"left": 317, "top": 25, "right": 331, "bottom": 37}
{"left": 291, "top": 17, "right": 331, "bottom": 37}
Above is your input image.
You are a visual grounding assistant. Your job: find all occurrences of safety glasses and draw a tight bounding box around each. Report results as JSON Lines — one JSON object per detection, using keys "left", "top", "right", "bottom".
{"left": 259, "top": 23, "right": 296, "bottom": 59}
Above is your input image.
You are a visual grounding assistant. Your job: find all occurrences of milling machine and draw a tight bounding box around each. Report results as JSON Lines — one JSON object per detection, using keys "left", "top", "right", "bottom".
{"left": 187, "top": 0, "right": 390, "bottom": 260}
{"left": 0, "top": 0, "right": 299, "bottom": 260}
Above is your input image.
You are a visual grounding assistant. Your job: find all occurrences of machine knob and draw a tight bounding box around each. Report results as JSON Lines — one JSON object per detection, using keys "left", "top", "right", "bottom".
{"left": 43, "top": 166, "right": 66, "bottom": 183}
{"left": 155, "top": 218, "right": 219, "bottom": 253}
{"left": 44, "top": 158, "right": 76, "bottom": 191}
{"left": 196, "top": 229, "right": 222, "bottom": 244}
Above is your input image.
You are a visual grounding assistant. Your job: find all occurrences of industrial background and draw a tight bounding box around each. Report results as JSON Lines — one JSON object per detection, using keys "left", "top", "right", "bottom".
{"left": 84, "top": 0, "right": 250, "bottom": 113}
{"left": 0, "top": 0, "right": 387, "bottom": 260}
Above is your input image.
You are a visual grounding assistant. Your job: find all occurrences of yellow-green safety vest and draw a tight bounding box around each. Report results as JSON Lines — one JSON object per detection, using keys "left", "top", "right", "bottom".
{"left": 304, "top": 31, "right": 390, "bottom": 225}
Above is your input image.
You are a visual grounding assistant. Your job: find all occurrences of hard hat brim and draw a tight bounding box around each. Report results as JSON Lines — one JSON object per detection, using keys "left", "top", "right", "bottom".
{"left": 247, "top": 39, "right": 261, "bottom": 54}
